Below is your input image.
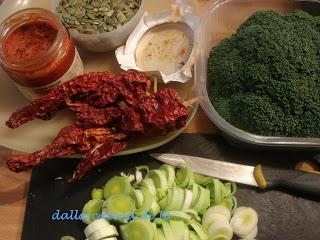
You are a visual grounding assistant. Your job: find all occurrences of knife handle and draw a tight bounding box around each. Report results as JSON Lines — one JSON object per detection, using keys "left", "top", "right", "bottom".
{"left": 254, "top": 165, "right": 320, "bottom": 199}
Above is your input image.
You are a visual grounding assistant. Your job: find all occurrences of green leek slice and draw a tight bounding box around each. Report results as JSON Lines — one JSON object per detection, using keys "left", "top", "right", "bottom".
{"left": 139, "top": 178, "right": 157, "bottom": 197}
{"left": 89, "top": 225, "right": 118, "bottom": 240}
{"left": 161, "top": 221, "right": 175, "bottom": 240}
{"left": 189, "top": 230, "right": 201, "bottom": 240}
{"left": 189, "top": 221, "right": 208, "bottom": 240}
{"left": 194, "top": 173, "right": 212, "bottom": 186}
{"left": 131, "top": 189, "right": 144, "bottom": 209}
{"left": 183, "top": 209, "right": 201, "bottom": 222}
{"left": 159, "top": 195, "right": 168, "bottom": 210}
{"left": 84, "top": 219, "right": 110, "bottom": 238}
{"left": 207, "top": 221, "right": 233, "bottom": 240}
{"left": 91, "top": 188, "right": 104, "bottom": 200}
{"left": 126, "top": 220, "right": 155, "bottom": 240}
{"left": 224, "top": 182, "right": 237, "bottom": 198}
{"left": 175, "top": 166, "right": 194, "bottom": 188}
{"left": 190, "top": 183, "right": 200, "bottom": 207}
{"left": 135, "top": 188, "right": 153, "bottom": 216}
{"left": 165, "top": 187, "right": 184, "bottom": 211}
{"left": 167, "top": 211, "right": 191, "bottom": 223}
{"left": 202, "top": 213, "right": 229, "bottom": 233}
{"left": 135, "top": 166, "right": 150, "bottom": 183}
{"left": 146, "top": 169, "right": 168, "bottom": 191}
{"left": 160, "top": 164, "right": 176, "bottom": 188}
{"left": 170, "top": 220, "right": 189, "bottom": 240}
{"left": 60, "top": 236, "right": 75, "bottom": 240}
{"left": 82, "top": 199, "right": 103, "bottom": 224}
{"left": 104, "top": 176, "right": 131, "bottom": 199}
{"left": 192, "top": 186, "right": 210, "bottom": 214}
{"left": 150, "top": 200, "right": 160, "bottom": 216}
{"left": 182, "top": 189, "right": 193, "bottom": 210}
{"left": 120, "top": 224, "right": 129, "bottom": 240}
{"left": 156, "top": 228, "right": 166, "bottom": 240}
{"left": 207, "top": 179, "right": 225, "bottom": 205}
{"left": 230, "top": 207, "right": 258, "bottom": 237}
{"left": 103, "top": 193, "right": 135, "bottom": 223}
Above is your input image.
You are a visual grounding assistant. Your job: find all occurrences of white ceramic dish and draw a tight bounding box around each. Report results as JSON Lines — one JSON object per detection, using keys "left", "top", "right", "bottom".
{"left": 0, "top": 0, "right": 198, "bottom": 155}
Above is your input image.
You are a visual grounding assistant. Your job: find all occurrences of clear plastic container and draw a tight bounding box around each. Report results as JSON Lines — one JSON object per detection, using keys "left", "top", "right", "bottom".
{"left": 195, "top": 0, "right": 320, "bottom": 150}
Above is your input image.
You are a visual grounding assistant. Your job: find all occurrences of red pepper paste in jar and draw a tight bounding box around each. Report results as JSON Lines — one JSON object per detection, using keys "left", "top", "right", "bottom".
{"left": 0, "top": 8, "right": 83, "bottom": 100}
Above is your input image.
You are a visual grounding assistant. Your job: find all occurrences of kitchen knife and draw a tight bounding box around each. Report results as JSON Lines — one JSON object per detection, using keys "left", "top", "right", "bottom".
{"left": 150, "top": 153, "right": 320, "bottom": 199}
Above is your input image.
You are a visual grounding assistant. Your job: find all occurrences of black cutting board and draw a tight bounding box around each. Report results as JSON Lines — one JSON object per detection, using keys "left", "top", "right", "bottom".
{"left": 21, "top": 134, "right": 320, "bottom": 240}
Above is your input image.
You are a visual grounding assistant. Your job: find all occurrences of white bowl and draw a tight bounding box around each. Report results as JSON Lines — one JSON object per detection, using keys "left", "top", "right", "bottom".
{"left": 52, "top": 0, "right": 145, "bottom": 52}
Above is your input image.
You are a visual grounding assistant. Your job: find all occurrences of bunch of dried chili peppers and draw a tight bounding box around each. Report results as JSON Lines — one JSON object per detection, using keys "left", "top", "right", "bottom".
{"left": 5, "top": 71, "right": 189, "bottom": 181}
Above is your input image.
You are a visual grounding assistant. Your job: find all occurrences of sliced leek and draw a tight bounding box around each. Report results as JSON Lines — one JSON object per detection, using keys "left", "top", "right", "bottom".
{"left": 150, "top": 200, "right": 161, "bottom": 216}
{"left": 104, "top": 176, "right": 131, "bottom": 199}
{"left": 126, "top": 220, "right": 155, "bottom": 240}
{"left": 194, "top": 173, "right": 212, "bottom": 186}
{"left": 91, "top": 188, "right": 104, "bottom": 200}
{"left": 139, "top": 178, "right": 157, "bottom": 198}
{"left": 120, "top": 172, "right": 135, "bottom": 183}
{"left": 183, "top": 209, "right": 201, "bottom": 222}
{"left": 79, "top": 162, "right": 260, "bottom": 240}
{"left": 131, "top": 189, "right": 144, "bottom": 209}
{"left": 238, "top": 225, "right": 258, "bottom": 239}
{"left": 162, "top": 221, "right": 175, "bottom": 240}
{"left": 159, "top": 164, "right": 176, "bottom": 188}
{"left": 135, "top": 188, "right": 153, "bottom": 216}
{"left": 156, "top": 228, "right": 166, "bottom": 240}
{"left": 192, "top": 186, "right": 210, "bottom": 214}
{"left": 182, "top": 189, "right": 193, "bottom": 210}
{"left": 89, "top": 225, "right": 118, "bottom": 240}
{"left": 202, "top": 213, "right": 229, "bottom": 233}
{"left": 207, "top": 221, "right": 233, "bottom": 240}
{"left": 135, "top": 166, "right": 150, "bottom": 184}
{"left": 146, "top": 169, "right": 168, "bottom": 191}
{"left": 189, "top": 220, "right": 208, "bottom": 240}
{"left": 170, "top": 220, "right": 189, "bottom": 240}
{"left": 167, "top": 211, "right": 191, "bottom": 223}
{"left": 103, "top": 193, "right": 135, "bottom": 223}
{"left": 230, "top": 207, "right": 258, "bottom": 237}
{"left": 82, "top": 199, "right": 103, "bottom": 224}
{"left": 203, "top": 205, "right": 231, "bottom": 222}
{"left": 84, "top": 219, "right": 110, "bottom": 238}
{"left": 175, "top": 166, "right": 194, "bottom": 188}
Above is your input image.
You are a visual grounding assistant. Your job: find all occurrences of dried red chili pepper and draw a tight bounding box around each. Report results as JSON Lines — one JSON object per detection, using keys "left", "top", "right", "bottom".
{"left": 7, "top": 124, "right": 85, "bottom": 172}
{"left": 6, "top": 72, "right": 115, "bottom": 128}
{"left": 7, "top": 124, "right": 128, "bottom": 180}
{"left": 6, "top": 71, "right": 189, "bottom": 181}
{"left": 67, "top": 102, "right": 122, "bottom": 128}
{"left": 140, "top": 88, "right": 189, "bottom": 135}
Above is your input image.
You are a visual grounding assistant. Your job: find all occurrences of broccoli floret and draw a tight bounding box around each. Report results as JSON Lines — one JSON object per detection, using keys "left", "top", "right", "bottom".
{"left": 208, "top": 10, "right": 320, "bottom": 137}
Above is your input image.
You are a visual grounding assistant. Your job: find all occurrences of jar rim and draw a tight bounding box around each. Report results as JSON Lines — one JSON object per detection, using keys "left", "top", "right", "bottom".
{"left": 0, "top": 8, "right": 65, "bottom": 68}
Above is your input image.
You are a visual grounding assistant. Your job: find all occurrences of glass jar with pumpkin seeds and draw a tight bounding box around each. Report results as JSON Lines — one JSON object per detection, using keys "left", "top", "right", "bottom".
{"left": 52, "top": 0, "right": 144, "bottom": 52}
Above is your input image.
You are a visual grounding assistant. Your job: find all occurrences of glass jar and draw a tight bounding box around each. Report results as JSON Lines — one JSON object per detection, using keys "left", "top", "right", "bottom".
{"left": 0, "top": 8, "right": 83, "bottom": 100}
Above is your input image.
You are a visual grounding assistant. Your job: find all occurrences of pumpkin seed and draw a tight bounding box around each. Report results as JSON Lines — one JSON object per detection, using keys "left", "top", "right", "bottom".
{"left": 57, "top": 0, "right": 141, "bottom": 34}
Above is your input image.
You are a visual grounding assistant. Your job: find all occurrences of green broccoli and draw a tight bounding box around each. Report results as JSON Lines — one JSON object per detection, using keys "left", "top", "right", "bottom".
{"left": 208, "top": 10, "right": 320, "bottom": 137}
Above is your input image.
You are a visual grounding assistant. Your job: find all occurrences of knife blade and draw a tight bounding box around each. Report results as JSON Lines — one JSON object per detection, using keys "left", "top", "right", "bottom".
{"left": 150, "top": 153, "right": 258, "bottom": 187}
{"left": 150, "top": 153, "right": 320, "bottom": 199}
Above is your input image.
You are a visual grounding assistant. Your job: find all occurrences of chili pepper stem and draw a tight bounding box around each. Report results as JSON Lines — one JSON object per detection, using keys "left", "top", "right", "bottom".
{"left": 153, "top": 76, "right": 158, "bottom": 93}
